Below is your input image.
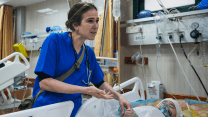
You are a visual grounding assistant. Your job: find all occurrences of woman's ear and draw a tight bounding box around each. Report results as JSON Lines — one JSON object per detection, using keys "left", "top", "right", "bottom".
{"left": 73, "top": 23, "right": 79, "bottom": 31}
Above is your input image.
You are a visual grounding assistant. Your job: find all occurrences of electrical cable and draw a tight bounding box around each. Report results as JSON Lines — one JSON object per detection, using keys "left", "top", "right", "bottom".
{"left": 179, "top": 35, "right": 208, "bottom": 97}
{"left": 156, "top": 41, "right": 177, "bottom": 100}
{"left": 168, "top": 37, "right": 200, "bottom": 101}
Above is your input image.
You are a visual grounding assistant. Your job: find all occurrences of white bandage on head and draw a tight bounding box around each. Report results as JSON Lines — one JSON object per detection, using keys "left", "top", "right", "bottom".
{"left": 157, "top": 98, "right": 183, "bottom": 117}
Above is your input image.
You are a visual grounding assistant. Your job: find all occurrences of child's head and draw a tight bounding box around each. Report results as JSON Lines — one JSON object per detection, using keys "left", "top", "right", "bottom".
{"left": 157, "top": 98, "right": 183, "bottom": 117}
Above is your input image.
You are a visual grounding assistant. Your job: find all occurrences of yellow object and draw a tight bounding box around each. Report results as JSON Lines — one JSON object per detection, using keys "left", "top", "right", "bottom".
{"left": 204, "top": 65, "right": 208, "bottom": 67}
{"left": 13, "top": 43, "right": 28, "bottom": 59}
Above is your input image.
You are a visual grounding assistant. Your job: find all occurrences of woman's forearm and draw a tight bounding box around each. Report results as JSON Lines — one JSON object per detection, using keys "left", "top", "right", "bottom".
{"left": 39, "top": 78, "right": 88, "bottom": 94}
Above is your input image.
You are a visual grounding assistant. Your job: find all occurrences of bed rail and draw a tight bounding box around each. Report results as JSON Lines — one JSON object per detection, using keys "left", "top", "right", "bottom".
{"left": 0, "top": 52, "right": 30, "bottom": 91}
{"left": 76, "top": 77, "right": 145, "bottom": 117}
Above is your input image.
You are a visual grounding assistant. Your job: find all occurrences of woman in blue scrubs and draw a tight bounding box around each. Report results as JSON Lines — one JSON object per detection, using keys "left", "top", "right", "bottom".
{"left": 32, "top": 2, "right": 132, "bottom": 117}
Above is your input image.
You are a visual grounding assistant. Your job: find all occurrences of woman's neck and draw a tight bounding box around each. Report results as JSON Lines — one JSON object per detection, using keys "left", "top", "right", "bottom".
{"left": 70, "top": 31, "right": 86, "bottom": 54}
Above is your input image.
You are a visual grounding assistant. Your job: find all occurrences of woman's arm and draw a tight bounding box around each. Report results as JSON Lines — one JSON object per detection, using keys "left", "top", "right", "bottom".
{"left": 99, "top": 82, "right": 132, "bottom": 116}
{"left": 99, "top": 82, "right": 121, "bottom": 100}
{"left": 39, "top": 78, "right": 114, "bottom": 99}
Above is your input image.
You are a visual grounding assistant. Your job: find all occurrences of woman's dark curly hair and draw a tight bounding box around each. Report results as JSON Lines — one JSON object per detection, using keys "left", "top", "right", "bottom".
{"left": 65, "top": 2, "right": 97, "bottom": 31}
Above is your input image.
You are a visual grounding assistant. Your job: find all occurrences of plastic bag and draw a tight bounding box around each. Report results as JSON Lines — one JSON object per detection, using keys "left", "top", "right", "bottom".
{"left": 96, "top": 99, "right": 120, "bottom": 117}
{"left": 133, "top": 106, "right": 165, "bottom": 117}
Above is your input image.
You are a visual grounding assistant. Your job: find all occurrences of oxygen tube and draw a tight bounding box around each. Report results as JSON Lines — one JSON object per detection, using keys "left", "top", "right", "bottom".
{"left": 158, "top": 101, "right": 172, "bottom": 117}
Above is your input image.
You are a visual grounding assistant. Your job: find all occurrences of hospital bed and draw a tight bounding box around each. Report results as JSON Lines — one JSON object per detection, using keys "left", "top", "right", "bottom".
{"left": 0, "top": 52, "right": 30, "bottom": 109}
{"left": 0, "top": 52, "right": 75, "bottom": 117}
{"left": 76, "top": 77, "right": 145, "bottom": 117}
{"left": 0, "top": 76, "right": 144, "bottom": 116}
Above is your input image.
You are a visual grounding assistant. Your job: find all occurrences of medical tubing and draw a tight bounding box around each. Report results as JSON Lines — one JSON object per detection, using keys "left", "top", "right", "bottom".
{"left": 179, "top": 37, "right": 208, "bottom": 97}
{"left": 67, "top": 0, "right": 70, "bottom": 9}
{"left": 202, "top": 41, "right": 206, "bottom": 66}
{"left": 187, "top": 47, "right": 195, "bottom": 59}
{"left": 111, "top": 74, "right": 117, "bottom": 87}
{"left": 115, "top": 21, "right": 118, "bottom": 52}
{"left": 1, "top": 109, "right": 4, "bottom": 114}
{"left": 156, "top": 0, "right": 170, "bottom": 14}
{"left": 156, "top": 42, "right": 163, "bottom": 83}
{"left": 140, "top": 40, "right": 142, "bottom": 56}
{"left": 139, "top": 40, "right": 146, "bottom": 89}
{"left": 22, "top": 43, "right": 33, "bottom": 99}
{"left": 139, "top": 40, "right": 144, "bottom": 66}
{"left": 13, "top": 89, "right": 16, "bottom": 112}
{"left": 185, "top": 99, "right": 193, "bottom": 117}
{"left": 168, "top": 37, "right": 200, "bottom": 101}
{"left": 156, "top": 42, "right": 177, "bottom": 100}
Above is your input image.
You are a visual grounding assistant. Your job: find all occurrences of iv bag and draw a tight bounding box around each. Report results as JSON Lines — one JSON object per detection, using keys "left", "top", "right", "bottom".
{"left": 113, "top": 0, "right": 121, "bottom": 21}
{"left": 154, "top": 11, "right": 167, "bottom": 28}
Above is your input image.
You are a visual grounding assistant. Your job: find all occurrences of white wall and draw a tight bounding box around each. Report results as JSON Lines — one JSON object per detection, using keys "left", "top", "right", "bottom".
{"left": 24, "top": 0, "right": 208, "bottom": 97}
{"left": 120, "top": 43, "right": 208, "bottom": 97}
{"left": 120, "top": 0, "right": 133, "bottom": 21}
{"left": 118, "top": 0, "right": 208, "bottom": 98}
{"left": 25, "top": 0, "right": 69, "bottom": 78}
{"left": 25, "top": 0, "right": 69, "bottom": 33}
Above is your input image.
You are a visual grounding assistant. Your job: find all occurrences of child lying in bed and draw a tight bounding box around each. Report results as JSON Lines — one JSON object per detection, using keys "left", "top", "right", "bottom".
{"left": 124, "top": 98, "right": 183, "bottom": 117}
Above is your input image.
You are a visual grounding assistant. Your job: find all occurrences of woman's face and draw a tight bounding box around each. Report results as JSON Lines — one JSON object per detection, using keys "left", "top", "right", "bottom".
{"left": 158, "top": 100, "right": 177, "bottom": 117}
{"left": 75, "top": 9, "right": 99, "bottom": 40}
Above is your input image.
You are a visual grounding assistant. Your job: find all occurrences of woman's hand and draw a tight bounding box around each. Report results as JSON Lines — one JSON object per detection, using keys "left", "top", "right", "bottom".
{"left": 119, "top": 96, "right": 132, "bottom": 116}
{"left": 124, "top": 108, "right": 134, "bottom": 117}
{"left": 86, "top": 86, "right": 114, "bottom": 99}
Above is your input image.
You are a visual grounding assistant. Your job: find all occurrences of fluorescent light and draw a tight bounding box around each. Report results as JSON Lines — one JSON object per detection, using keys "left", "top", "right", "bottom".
{"left": 46, "top": 12, "right": 53, "bottom": 15}
{"left": 53, "top": 10, "right": 58, "bottom": 12}
{"left": 37, "top": 8, "right": 53, "bottom": 13}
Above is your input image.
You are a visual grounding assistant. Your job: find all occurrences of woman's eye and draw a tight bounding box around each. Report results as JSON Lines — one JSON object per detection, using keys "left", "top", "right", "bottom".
{"left": 88, "top": 20, "right": 93, "bottom": 23}
{"left": 96, "top": 20, "right": 99, "bottom": 23}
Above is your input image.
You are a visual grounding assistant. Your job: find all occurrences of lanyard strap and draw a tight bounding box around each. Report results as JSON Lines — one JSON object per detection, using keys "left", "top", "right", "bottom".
{"left": 70, "top": 32, "right": 90, "bottom": 70}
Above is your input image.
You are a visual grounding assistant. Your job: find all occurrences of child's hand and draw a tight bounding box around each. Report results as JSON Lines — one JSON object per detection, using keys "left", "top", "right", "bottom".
{"left": 124, "top": 108, "right": 134, "bottom": 117}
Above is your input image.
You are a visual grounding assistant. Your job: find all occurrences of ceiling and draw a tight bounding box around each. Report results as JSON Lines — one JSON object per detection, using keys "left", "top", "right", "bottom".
{"left": 0, "top": 0, "right": 47, "bottom": 7}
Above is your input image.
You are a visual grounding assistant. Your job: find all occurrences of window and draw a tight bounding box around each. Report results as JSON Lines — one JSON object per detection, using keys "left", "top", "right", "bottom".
{"left": 133, "top": 0, "right": 201, "bottom": 19}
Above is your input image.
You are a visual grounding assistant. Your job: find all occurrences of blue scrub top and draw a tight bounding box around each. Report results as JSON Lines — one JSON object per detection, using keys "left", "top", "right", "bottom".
{"left": 32, "top": 32, "right": 104, "bottom": 117}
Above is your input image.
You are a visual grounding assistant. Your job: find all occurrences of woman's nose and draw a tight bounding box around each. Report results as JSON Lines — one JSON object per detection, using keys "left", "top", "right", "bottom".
{"left": 93, "top": 22, "right": 99, "bottom": 29}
